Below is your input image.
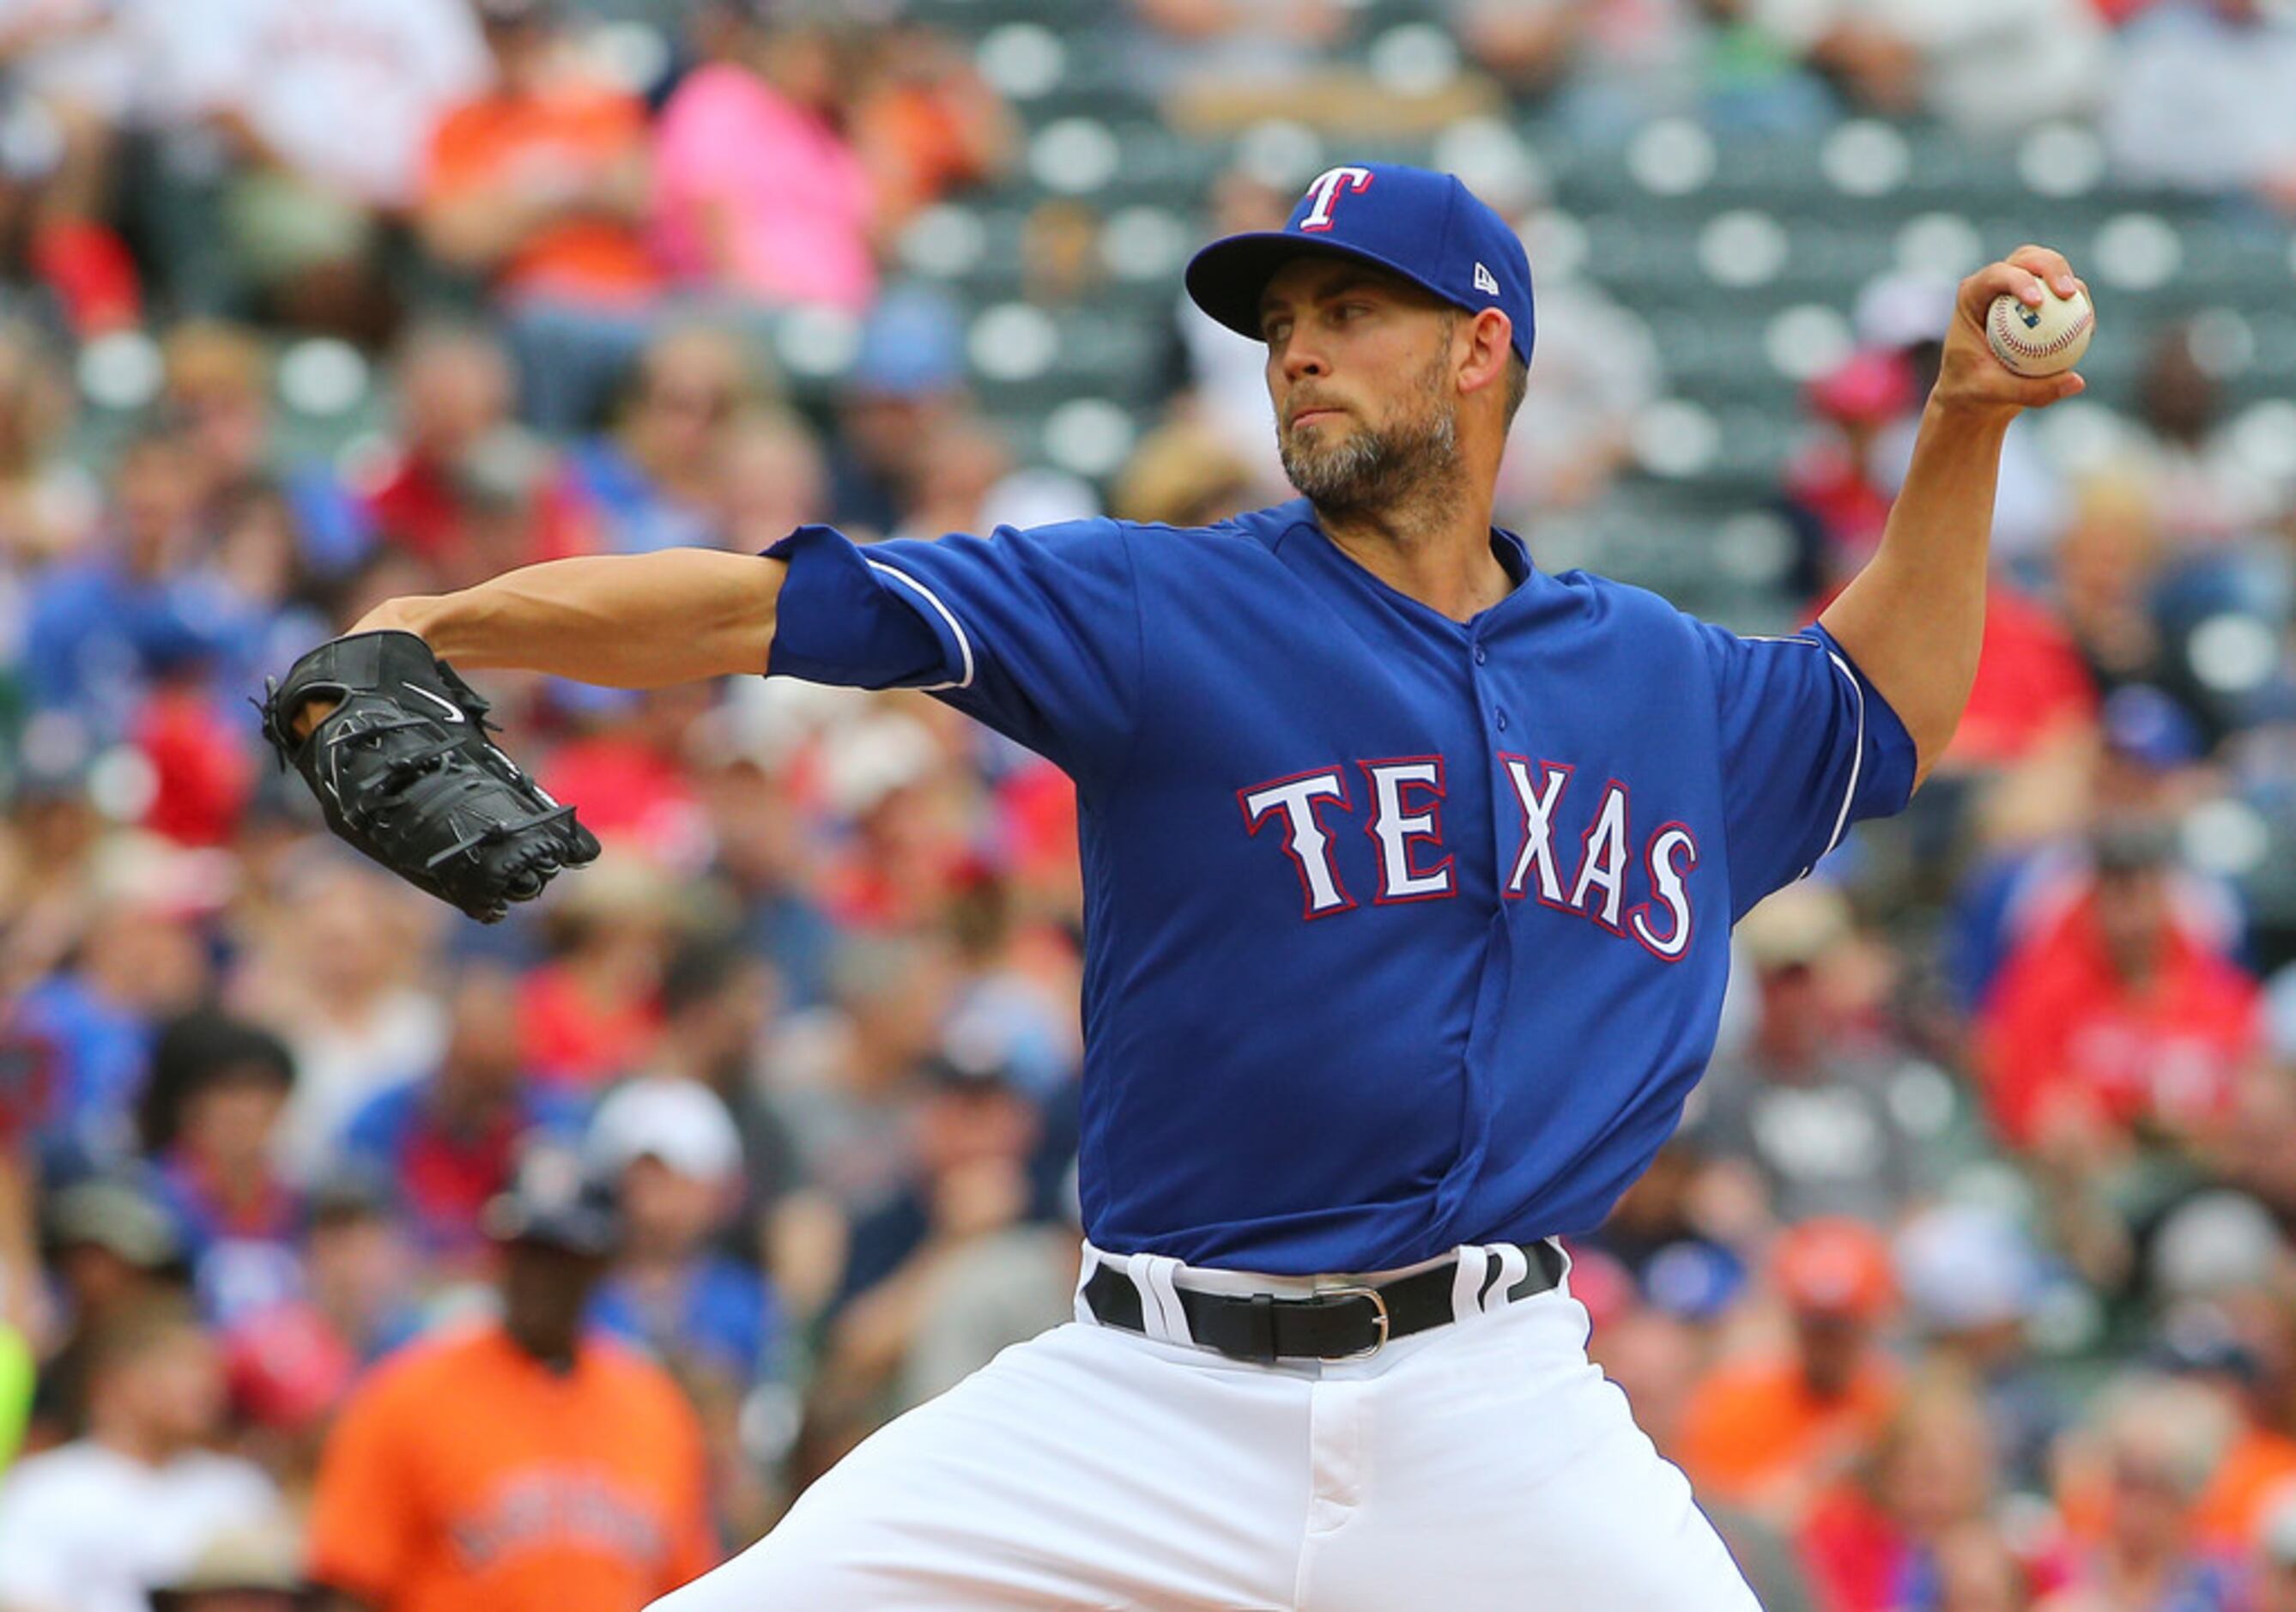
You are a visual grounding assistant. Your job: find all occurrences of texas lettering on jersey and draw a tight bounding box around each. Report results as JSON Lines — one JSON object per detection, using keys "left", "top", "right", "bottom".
{"left": 1239, "top": 754, "right": 1699, "bottom": 961}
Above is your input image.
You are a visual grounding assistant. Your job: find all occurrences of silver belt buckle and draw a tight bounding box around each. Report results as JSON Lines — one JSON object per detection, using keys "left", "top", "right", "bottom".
{"left": 1317, "top": 1283, "right": 1390, "bottom": 1361}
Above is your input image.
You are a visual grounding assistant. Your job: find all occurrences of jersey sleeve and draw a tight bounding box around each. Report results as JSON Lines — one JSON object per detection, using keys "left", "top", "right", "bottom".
{"left": 764, "top": 519, "right": 1143, "bottom": 790}
{"left": 306, "top": 1367, "right": 422, "bottom": 1602}
{"left": 1698, "top": 620, "right": 1917, "bottom": 919}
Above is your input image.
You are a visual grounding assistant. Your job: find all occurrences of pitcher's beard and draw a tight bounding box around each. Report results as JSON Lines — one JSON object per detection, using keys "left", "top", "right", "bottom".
{"left": 1281, "top": 387, "right": 1462, "bottom": 520}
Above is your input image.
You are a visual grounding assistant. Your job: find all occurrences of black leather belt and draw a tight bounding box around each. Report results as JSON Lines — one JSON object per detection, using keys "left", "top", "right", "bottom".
{"left": 1081, "top": 1240, "right": 1567, "bottom": 1364}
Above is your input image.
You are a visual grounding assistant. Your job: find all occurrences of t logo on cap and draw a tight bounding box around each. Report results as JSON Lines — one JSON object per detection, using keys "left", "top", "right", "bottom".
{"left": 1299, "top": 166, "right": 1374, "bottom": 233}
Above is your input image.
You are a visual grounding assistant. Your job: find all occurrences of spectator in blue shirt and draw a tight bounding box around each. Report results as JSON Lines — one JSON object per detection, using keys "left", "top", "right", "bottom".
{"left": 136, "top": 1012, "right": 303, "bottom": 1326}
{"left": 21, "top": 431, "right": 257, "bottom": 742}
{"left": 585, "top": 1075, "right": 778, "bottom": 1391}
{"left": 336, "top": 967, "right": 585, "bottom": 1266}
{"left": 831, "top": 1049, "right": 1053, "bottom": 1318}
{"left": 17, "top": 900, "right": 211, "bottom": 1179}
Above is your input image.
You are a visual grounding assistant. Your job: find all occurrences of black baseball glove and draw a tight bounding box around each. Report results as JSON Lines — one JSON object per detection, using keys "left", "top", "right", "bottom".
{"left": 257, "top": 631, "right": 599, "bottom": 922}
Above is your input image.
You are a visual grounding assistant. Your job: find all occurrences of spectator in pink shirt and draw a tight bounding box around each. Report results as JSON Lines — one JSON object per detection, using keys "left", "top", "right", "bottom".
{"left": 652, "top": 3, "right": 879, "bottom": 314}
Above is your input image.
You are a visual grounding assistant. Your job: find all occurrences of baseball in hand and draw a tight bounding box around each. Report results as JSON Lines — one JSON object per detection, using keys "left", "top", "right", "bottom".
{"left": 1985, "top": 283, "right": 2094, "bottom": 378}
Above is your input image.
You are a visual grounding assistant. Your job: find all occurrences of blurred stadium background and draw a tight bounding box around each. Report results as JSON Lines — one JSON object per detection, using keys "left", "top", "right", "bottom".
{"left": 7, "top": 0, "right": 2296, "bottom": 1608}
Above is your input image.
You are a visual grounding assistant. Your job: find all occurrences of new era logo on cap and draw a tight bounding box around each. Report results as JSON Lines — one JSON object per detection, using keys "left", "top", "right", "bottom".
{"left": 1183, "top": 161, "right": 1536, "bottom": 367}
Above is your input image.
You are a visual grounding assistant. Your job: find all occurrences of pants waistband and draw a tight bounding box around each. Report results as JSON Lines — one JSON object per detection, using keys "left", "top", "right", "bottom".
{"left": 1075, "top": 1239, "right": 1570, "bottom": 1364}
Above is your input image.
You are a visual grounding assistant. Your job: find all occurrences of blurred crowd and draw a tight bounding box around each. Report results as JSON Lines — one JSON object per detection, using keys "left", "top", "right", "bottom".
{"left": 0, "top": 0, "right": 2293, "bottom": 1609}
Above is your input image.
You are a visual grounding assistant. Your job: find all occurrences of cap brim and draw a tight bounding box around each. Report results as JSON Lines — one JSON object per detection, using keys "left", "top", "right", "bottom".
{"left": 483, "top": 1199, "right": 616, "bottom": 1257}
{"left": 1184, "top": 232, "right": 1456, "bottom": 344}
{"left": 508, "top": 1222, "right": 616, "bottom": 1258}
{"left": 149, "top": 1584, "right": 307, "bottom": 1609}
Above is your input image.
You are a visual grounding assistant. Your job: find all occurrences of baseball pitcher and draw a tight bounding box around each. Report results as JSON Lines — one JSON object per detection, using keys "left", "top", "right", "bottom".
{"left": 262, "top": 163, "right": 2088, "bottom": 1608}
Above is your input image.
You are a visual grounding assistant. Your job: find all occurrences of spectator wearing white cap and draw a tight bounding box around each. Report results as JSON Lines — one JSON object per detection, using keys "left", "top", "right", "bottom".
{"left": 2148, "top": 1298, "right": 2296, "bottom": 1556}
{"left": 2153, "top": 1191, "right": 2289, "bottom": 1310}
{"left": 2142, "top": 1189, "right": 2296, "bottom": 1557}
{"left": 585, "top": 1075, "right": 784, "bottom": 1547}
{"left": 1896, "top": 1203, "right": 2064, "bottom": 1494}
{"left": 585, "top": 1076, "right": 777, "bottom": 1395}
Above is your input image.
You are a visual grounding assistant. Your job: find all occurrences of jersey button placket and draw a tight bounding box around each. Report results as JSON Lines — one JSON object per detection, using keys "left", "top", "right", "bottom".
{"left": 1470, "top": 635, "right": 1506, "bottom": 730}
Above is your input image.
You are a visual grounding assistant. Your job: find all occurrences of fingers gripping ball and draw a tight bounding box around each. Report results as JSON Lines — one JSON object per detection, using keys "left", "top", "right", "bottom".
{"left": 1986, "top": 282, "right": 2094, "bottom": 378}
{"left": 257, "top": 631, "right": 600, "bottom": 923}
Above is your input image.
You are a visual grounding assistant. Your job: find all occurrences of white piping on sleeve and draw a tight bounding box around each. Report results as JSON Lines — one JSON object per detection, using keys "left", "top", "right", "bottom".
{"left": 864, "top": 559, "right": 976, "bottom": 691}
{"left": 1820, "top": 649, "right": 1865, "bottom": 861}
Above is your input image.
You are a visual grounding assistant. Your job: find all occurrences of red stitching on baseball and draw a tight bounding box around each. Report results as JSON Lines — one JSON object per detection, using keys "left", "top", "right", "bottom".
{"left": 1991, "top": 299, "right": 2090, "bottom": 362}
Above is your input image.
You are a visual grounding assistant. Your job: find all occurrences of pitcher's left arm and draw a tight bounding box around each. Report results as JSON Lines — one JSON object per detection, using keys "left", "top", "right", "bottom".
{"left": 1819, "top": 246, "right": 2089, "bottom": 787}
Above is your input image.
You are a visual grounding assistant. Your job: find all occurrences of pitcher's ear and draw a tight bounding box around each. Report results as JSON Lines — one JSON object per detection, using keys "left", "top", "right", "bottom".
{"left": 1457, "top": 308, "right": 1513, "bottom": 399}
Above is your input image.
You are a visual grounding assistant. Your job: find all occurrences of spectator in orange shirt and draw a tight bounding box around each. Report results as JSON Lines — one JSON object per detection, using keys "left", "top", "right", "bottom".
{"left": 848, "top": 18, "right": 1015, "bottom": 233}
{"left": 306, "top": 1151, "right": 717, "bottom": 1612}
{"left": 2153, "top": 1300, "right": 2296, "bottom": 1556}
{"left": 420, "top": 0, "right": 661, "bottom": 433}
{"left": 1677, "top": 1219, "right": 1903, "bottom": 1527}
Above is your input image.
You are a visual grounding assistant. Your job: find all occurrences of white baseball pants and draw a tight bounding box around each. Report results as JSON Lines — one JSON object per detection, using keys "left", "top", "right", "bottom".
{"left": 651, "top": 1243, "right": 1761, "bottom": 1610}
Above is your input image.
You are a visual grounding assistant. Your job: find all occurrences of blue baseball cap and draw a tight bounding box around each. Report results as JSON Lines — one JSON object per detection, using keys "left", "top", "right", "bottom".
{"left": 1186, "top": 161, "right": 1535, "bottom": 367}
{"left": 2100, "top": 683, "right": 2203, "bottom": 772}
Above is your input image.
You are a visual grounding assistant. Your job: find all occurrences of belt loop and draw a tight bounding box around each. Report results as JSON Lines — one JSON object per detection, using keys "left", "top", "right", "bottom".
{"left": 1450, "top": 1244, "right": 1490, "bottom": 1324}
{"left": 1247, "top": 1293, "right": 1279, "bottom": 1364}
{"left": 1074, "top": 1240, "right": 1103, "bottom": 1324}
{"left": 1483, "top": 1244, "right": 1530, "bottom": 1313}
{"left": 1518, "top": 1237, "right": 1571, "bottom": 1298}
{"left": 1127, "top": 1251, "right": 1194, "bottom": 1346}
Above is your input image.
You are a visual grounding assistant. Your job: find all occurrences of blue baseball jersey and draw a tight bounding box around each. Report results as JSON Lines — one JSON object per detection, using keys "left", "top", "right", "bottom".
{"left": 766, "top": 500, "right": 1917, "bottom": 1275}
